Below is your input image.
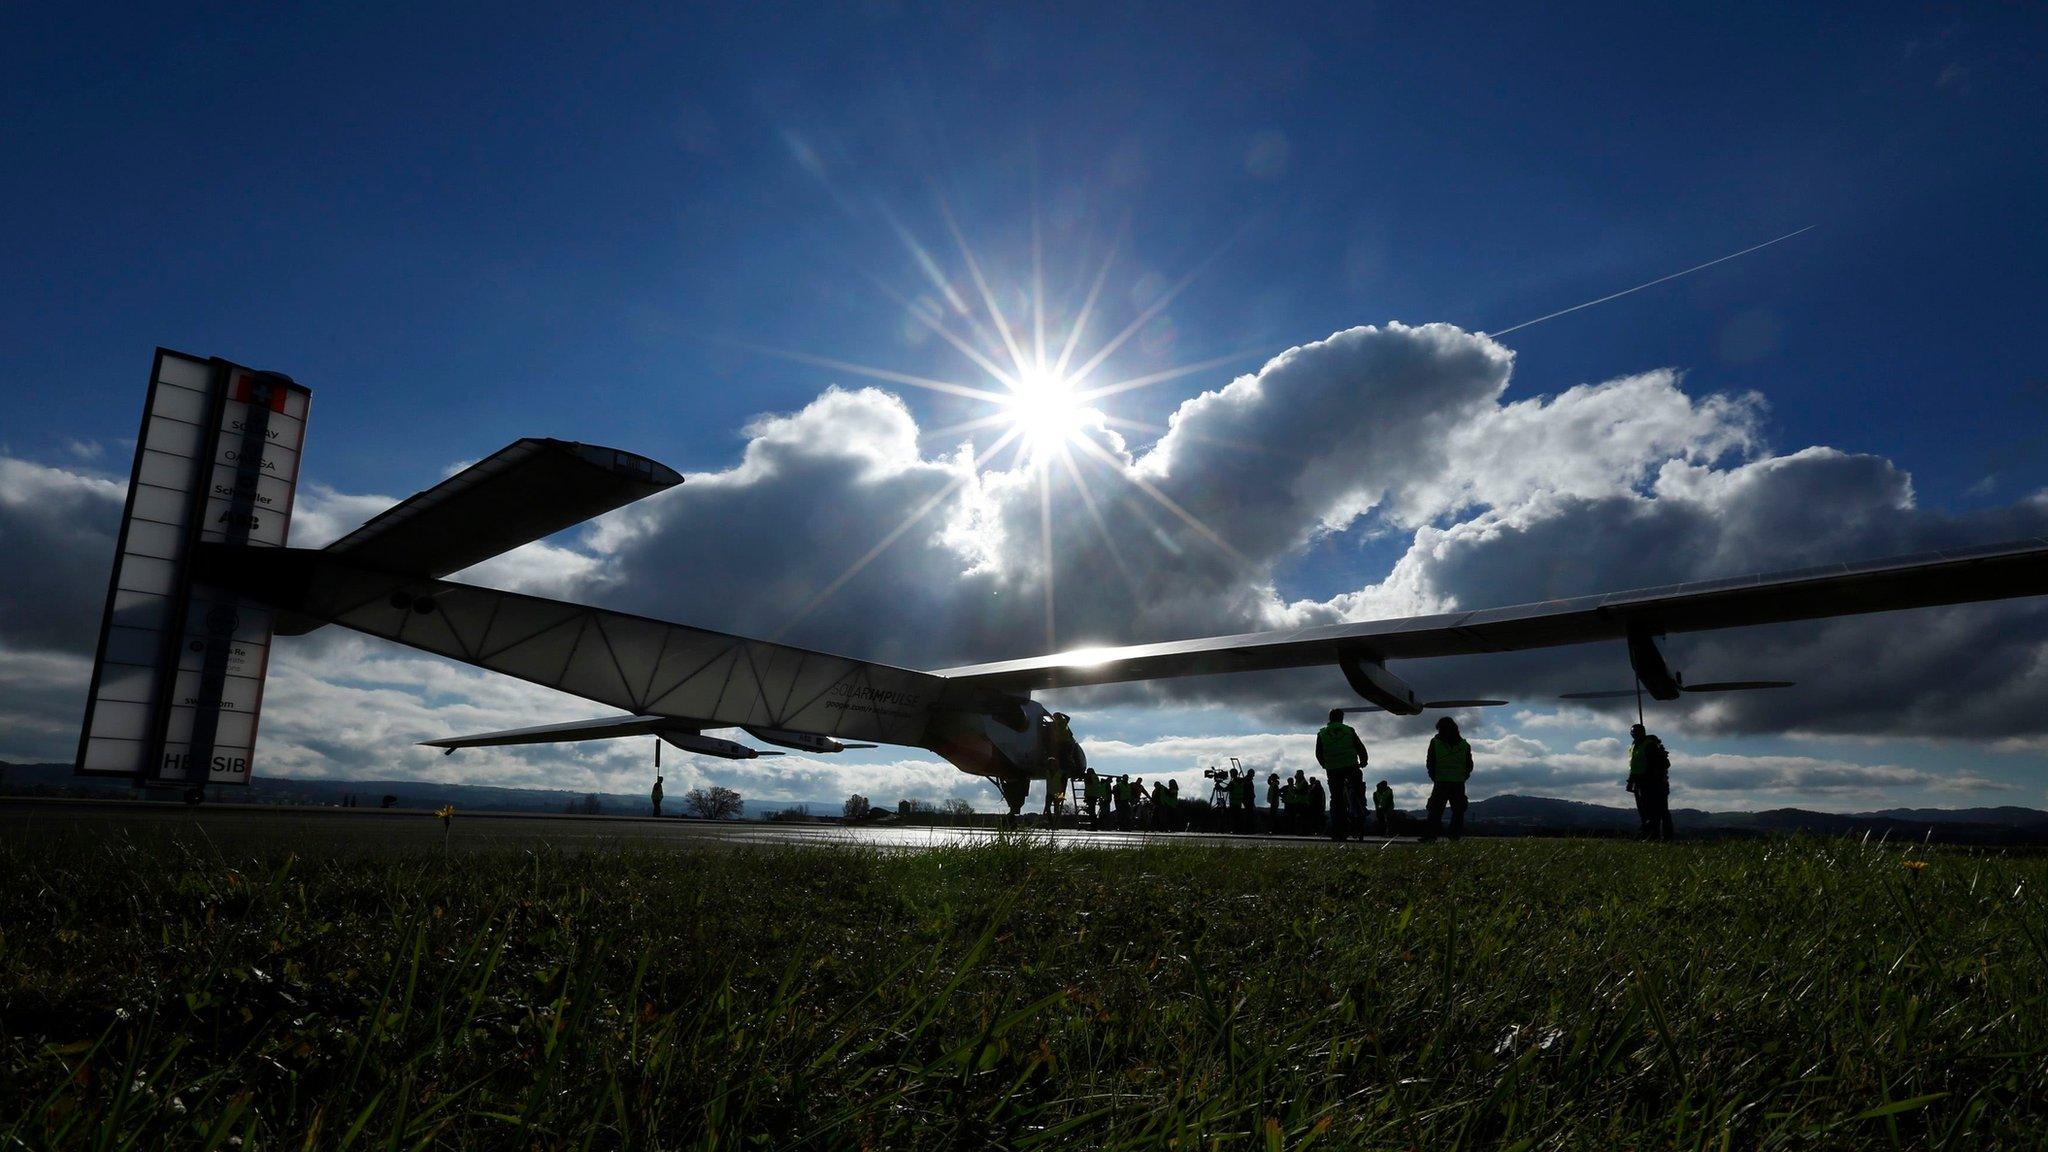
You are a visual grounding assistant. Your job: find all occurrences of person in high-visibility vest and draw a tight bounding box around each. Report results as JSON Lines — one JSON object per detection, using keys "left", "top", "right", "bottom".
{"left": 1314, "top": 708, "right": 1368, "bottom": 841}
{"left": 1373, "top": 779, "right": 1396, "bottom": 835}
{"left": 1626, "top": 723, "right": 1675, "bottom": 841}
{"left": 1043, "top": 713, "right": 1074, "bottom": 818}
{"left": 1083, "top": 768, "right": 1105, "bottom": 827}
{"left": 1423, "top": 716, "right": 1474, "bottom": 842}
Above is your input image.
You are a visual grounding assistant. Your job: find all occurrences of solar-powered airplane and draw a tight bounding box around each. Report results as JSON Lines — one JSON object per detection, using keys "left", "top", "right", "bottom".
{"left": 75, "top": 350, "right": 2048, "bottom": 812}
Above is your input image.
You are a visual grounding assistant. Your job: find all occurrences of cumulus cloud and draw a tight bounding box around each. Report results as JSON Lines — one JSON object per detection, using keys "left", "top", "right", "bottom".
{"left": 0, "top": 457, "right": 126, "bottom": 654}
{"left": 4, "top": 319, "right": 2047, "bottom": 812}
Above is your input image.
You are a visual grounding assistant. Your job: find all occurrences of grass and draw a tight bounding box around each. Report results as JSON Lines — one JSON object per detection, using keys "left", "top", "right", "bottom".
{"left": 3, "top": 831, "right": 2047, "bottom": 1149}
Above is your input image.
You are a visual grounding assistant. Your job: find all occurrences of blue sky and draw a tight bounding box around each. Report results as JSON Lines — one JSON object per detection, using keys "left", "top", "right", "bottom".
{"left": 4, "top": 4, "right": 2047, "bottom": 811}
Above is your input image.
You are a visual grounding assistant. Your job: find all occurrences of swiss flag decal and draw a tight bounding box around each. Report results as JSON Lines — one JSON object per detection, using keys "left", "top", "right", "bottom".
{"left": 234, "top": 373, "right": 290, "bottom": 413}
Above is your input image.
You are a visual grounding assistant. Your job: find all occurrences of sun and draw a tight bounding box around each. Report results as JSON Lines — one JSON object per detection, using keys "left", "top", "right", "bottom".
{"left": 1002, "top": 365, "right": 1090, "bottom": 463}
{"left": 750, "top": 200, "right": 1264, "bottom": 643}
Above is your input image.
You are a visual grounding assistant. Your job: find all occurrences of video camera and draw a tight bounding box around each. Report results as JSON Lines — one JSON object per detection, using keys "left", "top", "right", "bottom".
{"left": 1202, "top": 765, "right": 1233, "bottom": 782}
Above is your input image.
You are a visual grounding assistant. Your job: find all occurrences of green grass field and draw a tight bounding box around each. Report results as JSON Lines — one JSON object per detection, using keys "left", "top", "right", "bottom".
{"left": 4, "top": 832, "right": 2046, "bottom": 1149}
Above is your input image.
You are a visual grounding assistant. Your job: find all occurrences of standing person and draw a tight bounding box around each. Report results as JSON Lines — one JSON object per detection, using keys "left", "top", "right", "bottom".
{"left": 1165, "top": 779, "right": 1182, "bottom": 832}
{"left": 1266, "top": 772, "right": 1281, "bottom": 834}
{"left": 1291, "top": 770, "right": 1312, "bottom": 834}
{"left": 1373, "top": 779, "right": 1396, "bottom": 836}
{"left": 1043, "top": 713, "right": 1075, "bottom": 820}
{"left": 1150, "top": 779, "right": 1169, "bottom": 831}
{"left": 1113, "top": 775, "right": 1132, "bottom": 831}
{"left": 1083, "top": 768, "right": 1105, "bottom": 827}
{"left": 1309, "top": 777, "right": 1327, "bottom": 834}
{"left": 651, "top": 774, "right": 664, "bottom": 818}
{"left": 1314, "top": 708, "right": 1369, "bottom": 841}
{"left": 1423, "top": 717, "right": 1474, "bottom": 842}
{"left": 1058, "top": 716, "right": 1087, "bottom": 820}
{"left": 1627, "top": 723, "right": 1676, "bottom": 841}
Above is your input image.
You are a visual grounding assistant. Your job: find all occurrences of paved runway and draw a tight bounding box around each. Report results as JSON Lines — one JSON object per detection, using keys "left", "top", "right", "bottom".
{"left": 2, "top": 797, "right": 1412, "bottom": 855}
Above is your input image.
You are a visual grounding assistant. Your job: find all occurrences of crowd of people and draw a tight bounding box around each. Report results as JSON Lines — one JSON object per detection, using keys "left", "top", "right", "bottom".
{"left": 1042, "top": 708, "right": 1680, "bottom": 842}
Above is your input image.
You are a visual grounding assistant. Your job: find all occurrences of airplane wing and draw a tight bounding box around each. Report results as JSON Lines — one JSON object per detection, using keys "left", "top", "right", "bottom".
{"left": 934, "top": 536, "right": 2048, "bottom": 694}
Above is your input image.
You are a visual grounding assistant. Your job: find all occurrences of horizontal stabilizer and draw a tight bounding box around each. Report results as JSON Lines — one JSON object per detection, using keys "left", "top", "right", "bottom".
{"left": 327, "top": 438, "right": 681, "bottom": 578}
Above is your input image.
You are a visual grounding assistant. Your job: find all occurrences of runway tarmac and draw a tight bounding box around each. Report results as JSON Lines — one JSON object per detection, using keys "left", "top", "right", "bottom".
{"left": 1, "top": 797, "right": 1412, "bottom": 855}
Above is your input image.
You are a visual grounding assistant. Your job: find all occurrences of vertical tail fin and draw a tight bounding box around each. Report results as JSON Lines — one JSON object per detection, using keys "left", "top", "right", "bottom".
{"left": 74, "top": 349, "right": 312, "bottom": 787}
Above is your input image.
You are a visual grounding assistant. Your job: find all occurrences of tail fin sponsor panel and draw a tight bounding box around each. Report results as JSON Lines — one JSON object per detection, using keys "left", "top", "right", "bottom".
{"left": 73, "top": 349, "right": 311, "bottom": 786}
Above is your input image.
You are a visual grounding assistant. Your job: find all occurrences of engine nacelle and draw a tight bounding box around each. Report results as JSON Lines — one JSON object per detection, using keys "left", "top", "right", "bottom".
{"left": 658, "top": 731, "right": 773, "bottom": 760}
{"left": 1337, "top": 648, "right": 1423, "bottom": 714}
{"left": 1626, "top": 626, "right": 1683, "bottom": 700}
{"left": 742, "top": 726, "right": 871, "bottom": 754}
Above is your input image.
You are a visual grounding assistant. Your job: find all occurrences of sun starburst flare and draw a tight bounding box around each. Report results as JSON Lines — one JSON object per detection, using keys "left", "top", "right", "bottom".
{"left": 750, "top": 198, "right": 1262, "bottom": 646}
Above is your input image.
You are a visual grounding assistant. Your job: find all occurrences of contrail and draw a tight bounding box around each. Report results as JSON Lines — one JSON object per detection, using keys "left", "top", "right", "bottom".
{"left": 1488, "top": 225, "right": 1814, "bottom": 338}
